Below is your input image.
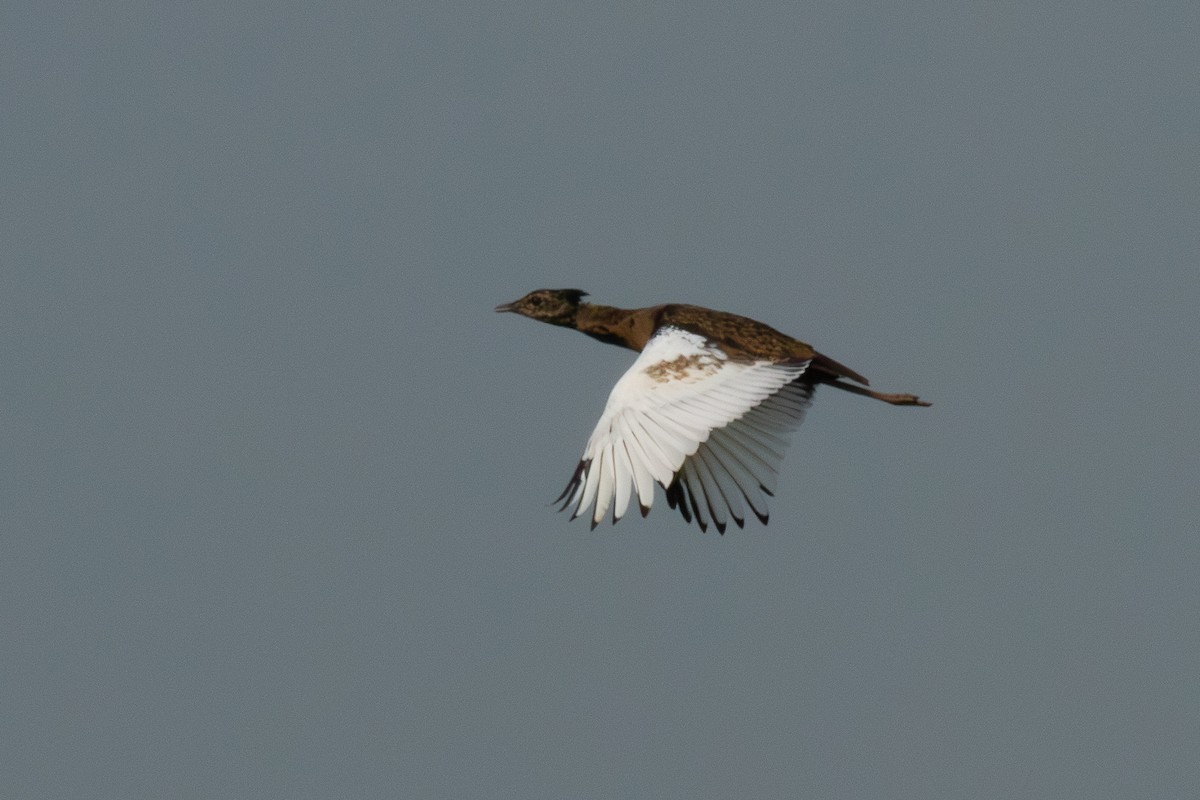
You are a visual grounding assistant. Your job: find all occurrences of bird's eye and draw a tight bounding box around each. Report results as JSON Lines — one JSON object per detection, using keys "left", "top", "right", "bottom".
{"left": 529, "top": 297, "right": 543, "bottom": 306}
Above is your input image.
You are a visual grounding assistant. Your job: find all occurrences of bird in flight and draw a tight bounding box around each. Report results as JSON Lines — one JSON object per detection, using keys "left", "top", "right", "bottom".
{"left": 496, "top": 289, "right": 930, "bottom": 532}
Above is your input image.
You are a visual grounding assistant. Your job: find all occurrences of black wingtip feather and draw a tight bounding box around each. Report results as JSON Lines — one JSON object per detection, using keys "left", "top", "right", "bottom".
{"left": 684, "top": 481, "right": 708, "bottom": 533}
{"left": 667, "top": 479, "right": 692, "bottom": 524}
{"left": 553, "top": 460, "right": 589, "bottom": 508}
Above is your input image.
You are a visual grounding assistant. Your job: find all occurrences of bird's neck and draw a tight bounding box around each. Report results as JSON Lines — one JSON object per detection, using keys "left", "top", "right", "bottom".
{"left": 573, "top": 303, "right": 658, "bottom": 351}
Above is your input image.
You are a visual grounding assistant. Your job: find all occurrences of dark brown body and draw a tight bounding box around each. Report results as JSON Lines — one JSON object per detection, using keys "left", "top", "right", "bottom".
{"left": 497, "top": 289, "right": 929, "bottom": 406}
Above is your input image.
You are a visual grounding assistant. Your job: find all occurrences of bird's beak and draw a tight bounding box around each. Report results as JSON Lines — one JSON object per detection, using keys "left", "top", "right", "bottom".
{"left": 495, "top": 301, "right": 517, "bottom": 313}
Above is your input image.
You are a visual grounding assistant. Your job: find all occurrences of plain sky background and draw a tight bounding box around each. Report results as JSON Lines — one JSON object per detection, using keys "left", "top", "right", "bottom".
{"left": 4, "top": 3, "right": 1198, "bottom": 798}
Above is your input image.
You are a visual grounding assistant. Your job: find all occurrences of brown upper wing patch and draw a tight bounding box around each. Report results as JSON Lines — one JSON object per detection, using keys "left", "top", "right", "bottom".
{"left": 643, "top": 353, "right": 721, "bottom": 383}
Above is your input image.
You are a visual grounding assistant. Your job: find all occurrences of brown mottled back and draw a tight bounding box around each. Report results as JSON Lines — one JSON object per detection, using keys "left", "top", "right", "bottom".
{"left": 657, "top": 304, "right": 812, "bottom": 362}
{"left": 657, "top": 304, "right": 869, "bottom": 385}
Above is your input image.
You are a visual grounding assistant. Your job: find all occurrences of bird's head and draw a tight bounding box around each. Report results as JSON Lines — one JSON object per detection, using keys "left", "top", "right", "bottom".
{"left": 495, "top": 289, "right": 589, "bottom": 327}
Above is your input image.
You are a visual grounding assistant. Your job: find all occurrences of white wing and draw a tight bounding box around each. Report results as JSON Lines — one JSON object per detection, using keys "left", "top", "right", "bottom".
{"left": 555, "top": 326, "right": 813, "bottom": 531}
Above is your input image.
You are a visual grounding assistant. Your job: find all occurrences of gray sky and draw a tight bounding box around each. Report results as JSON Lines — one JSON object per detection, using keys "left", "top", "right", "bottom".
{"left": 4, "top": 3, "right": 1199, "bottom": 798}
